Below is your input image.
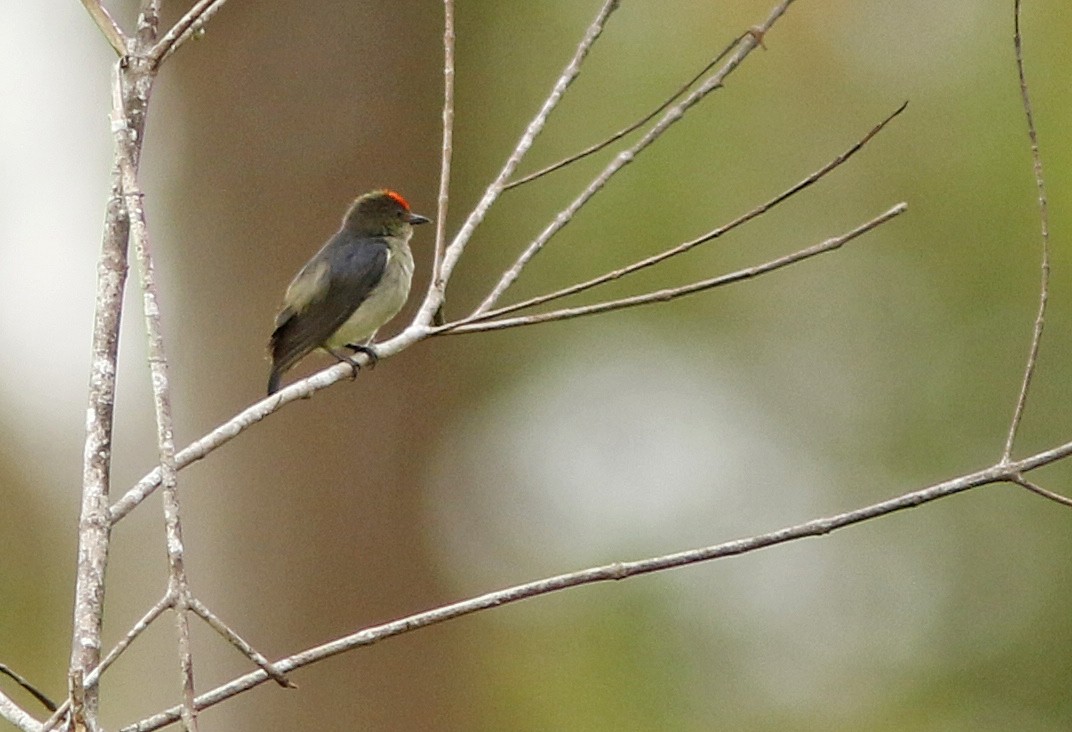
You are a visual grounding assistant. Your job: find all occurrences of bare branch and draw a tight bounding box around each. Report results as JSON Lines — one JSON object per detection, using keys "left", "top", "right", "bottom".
{"left": 0, "top": 664, "right": 55, "bottom": 713}
{"left": 150, "top": 0, "right": 230, "bottom": 67}
{"left": 416, "top": 0, "right": 622, "bottom": 325}
{"left": 428, "top": 0, "right": 456, "bottom": 324}
{"left": 441, "top": 203, "right": 906, "bottom": 335}
{"left": 136, "top": 0, "right": 162, "bottom": 48}
{"left": 0, "top": 689, "right": 39, "bottom": 732}
{"left": 1009, "top": 476, "right": 1072, "bottom": 509}
{"left": 122, "top": 435, "right": 1072, "bottom": 732}
{"left": 69, "top": 59, "right": 140, "bottom": 731}
{"left": 455, "top": 102, "right": 908, "bottom": 328}
{"left": 1002, "top": 0, "right": 1050, "bottom": 462}
{"left": 119, "top": 134, "right": 199, "bottom": 732}
{"left": 188, "top": 600, "right": 295, "bottom": 689}
{"left": 107, "top": 346, "right": 385, "bottom": 523}
{"left": 503, "top": 32, "right": 746, "bottom": 190}
{"left": 474, "top": 0, "right": 798, "bottom": 316}
{"left": 80, "top": 0, "right": 127, "bottom": 56}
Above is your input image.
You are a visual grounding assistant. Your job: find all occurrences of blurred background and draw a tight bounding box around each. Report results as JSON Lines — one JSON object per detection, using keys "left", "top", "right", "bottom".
{"left": 3, "top": 1, "right": 1072, "bottom": 729}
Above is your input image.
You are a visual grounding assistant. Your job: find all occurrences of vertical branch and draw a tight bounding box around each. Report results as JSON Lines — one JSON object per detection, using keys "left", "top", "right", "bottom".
{"left": 428, "top": 0, "right": 456, "bottom": 322}
{"left": 1002, "top": 0, "right": 1050, "bottom": 462}
{"left": 119, "top": 155, "right": 199, "bottom": 731}
{"left": 71, "top": 3, "right": 159, "bottom": 721}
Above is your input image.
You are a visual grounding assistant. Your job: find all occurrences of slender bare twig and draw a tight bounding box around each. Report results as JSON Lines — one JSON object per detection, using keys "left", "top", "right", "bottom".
{"left": 415, "top": 0, "right": 622, "bottom": 325}
{"left": 150, "top": 0, "right": 231, "bottom": 67}
{"left": 121, "top": 435, "right": 1072, "bottom": 732}
{"left": 1002, "top": 0, "right": 1050, "bottom": 462}
{"left": 453, "top": 102, "right": 908, "bottom": 329}
{"left": 188, "top": 599, "right": 295, "bottom": 689}
{"left": 475, "top": 0, "right": 797, "bottom": 316}
{"left": 0, "top": 664, "right": 55, "bottom": 712}
{"left": 80, "top": 0, "right": 127, "bottom": 55}
{"left": 442, "top": 204, "right": 905, "bottom": 335}
{"left": 1009, "top": 476, "right": 1072, "bottom": 509}
{"left": 118, "top": 139, "right": 199, "bottom": 732}
{"left": 0, "top": 689, "right": 39, "bottom": 732}
{"left": 504, "top": 33, "right": 746, "bottom": 190}
{"left": 429, "top": 0, "right": 456, "bottom": 325}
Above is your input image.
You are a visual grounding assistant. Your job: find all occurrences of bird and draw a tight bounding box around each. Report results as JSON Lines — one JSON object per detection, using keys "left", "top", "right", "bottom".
{"left": 266, "top": 190, "right": 430, "bottom": 395}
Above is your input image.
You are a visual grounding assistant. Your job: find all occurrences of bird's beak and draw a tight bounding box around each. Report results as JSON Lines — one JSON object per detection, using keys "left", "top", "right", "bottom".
{"left": 408, "top": 213, "right": 431, "bottom": 225}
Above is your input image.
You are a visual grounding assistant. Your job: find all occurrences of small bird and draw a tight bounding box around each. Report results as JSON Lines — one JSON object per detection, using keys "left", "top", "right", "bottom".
{"left": 266, "top": 190, "right": 430, "bottom": 395}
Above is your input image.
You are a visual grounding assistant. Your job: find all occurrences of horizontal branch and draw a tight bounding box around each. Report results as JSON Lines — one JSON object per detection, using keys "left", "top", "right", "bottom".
{"left": 122, "top": 436, "right": 1072, "bottom": 732}
{"left": 439, "top": 202, "right": 907, "bottom": 336}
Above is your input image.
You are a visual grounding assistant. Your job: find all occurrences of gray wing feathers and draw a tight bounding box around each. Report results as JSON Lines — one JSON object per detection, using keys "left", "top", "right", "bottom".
{"left": 267, "top": 232, "right": 388, "bottom": 393}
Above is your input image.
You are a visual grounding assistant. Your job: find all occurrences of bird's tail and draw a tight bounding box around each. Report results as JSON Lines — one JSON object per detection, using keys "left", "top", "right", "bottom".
{"left": 266, "top": 367, "right": 283, "bottom": 396}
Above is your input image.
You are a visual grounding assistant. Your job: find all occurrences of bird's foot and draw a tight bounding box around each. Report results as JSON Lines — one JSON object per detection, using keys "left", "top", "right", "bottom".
{"left": 329, "top": 351, "right": 362, "bottom": 381}
{"left": 345, "top": 343, "right": 379, "bottom": 370}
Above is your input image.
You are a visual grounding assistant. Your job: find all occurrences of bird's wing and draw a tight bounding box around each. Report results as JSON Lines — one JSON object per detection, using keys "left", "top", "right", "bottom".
{"left": 268, "top": 232, "right": 389, "bottom": 379}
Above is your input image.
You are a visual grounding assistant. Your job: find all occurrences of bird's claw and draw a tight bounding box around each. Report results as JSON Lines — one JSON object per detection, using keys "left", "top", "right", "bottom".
{"left": 345, "top": 343, "right": 379, "bottom": 370}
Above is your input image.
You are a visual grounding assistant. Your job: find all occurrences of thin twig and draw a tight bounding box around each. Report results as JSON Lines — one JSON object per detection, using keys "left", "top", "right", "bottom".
{"left": 453, "top": 102, "right": 907, "bottom": 329}
{"left": 475, "top": 0, "right": 798, "bottom": 316}
{"left": 121, "top": 438, "right": 1072, "bottom": 732}
{"left": 441, "top": 203, "right": 905, "bottom": 335}
{"left": 0, "top": 664, "right": 56, "bottom": 712}
{"left": 415, "top": 0, "right": 622, "bottom": 326}
{"left": 1009, "top": 476, "right": 1072, "bottom": 509}
{"left": 429, "top": 0, "right": 456, "bottom": 324}
{"left": 80, "top": 0, "right": 127, "bottom": 55}
{"left": 119, "top": 148, "right": 199, "bottom": 732}
{"left": 1002, "top": 0, "right": 1050, "bottom": 462}
{"left": 504, "top": 33, "right": 746, "bottom": 190}
{"left": 150, "top": 0, "right": 230, "bottom": 67}
{"left": 188, "top": 599, "right": 295, "bottom": 689}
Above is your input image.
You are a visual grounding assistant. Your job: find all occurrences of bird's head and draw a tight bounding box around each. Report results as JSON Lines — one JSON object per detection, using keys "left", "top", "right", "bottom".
{"left": 343, "top": 190, "right": 431, "bottom": 238}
